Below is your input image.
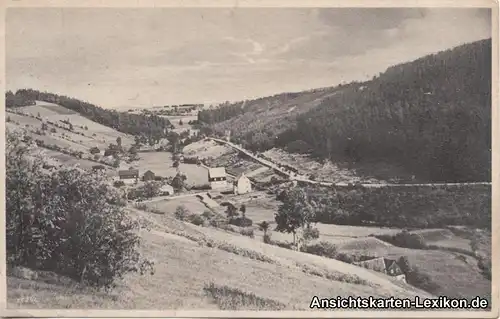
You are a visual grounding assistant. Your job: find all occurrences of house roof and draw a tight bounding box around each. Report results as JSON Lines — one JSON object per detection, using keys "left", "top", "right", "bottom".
{"left": 144, "top": 170, "right": 155, "bottom": 175}
{"left": 119, "top": 169, "right": 139, "bottom": 177}
{"left": 233, "top": 173, "right": 250, "bottom": 185}
{"left": 354, "top": 257, "right": 402, "bottom": 275}
{"left": 353, "top": 257, "right": 387, "bottom": 272}
{"left": 208, "top": 167, "right": 226, "bottom": 178}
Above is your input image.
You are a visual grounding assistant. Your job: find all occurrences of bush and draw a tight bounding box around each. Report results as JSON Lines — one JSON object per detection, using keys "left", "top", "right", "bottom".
{"left": 229, "top": 217, "right": 253, "bottom": 227}
{"left": 187, "top": 214, "right": 205, "bottom": 226}
{"left": 113, "top": 180, "right": 125, "bottom": 188}
{"left": 376, "top": 230, "right": 427, "bottom": 249}
{"left": 303, "top": 226, "right": 320, "bottom": 242}
{"left": 301, "top": 241, "right": 338, "bottom": 259}
{"left": 202, "top": 210, "right": 215, "bottom": 219}
{"left": 263, "top": 233, "right": 272, "bottom": 244}
{"left": 405, "top": 268, "right": 440, "bottom": 293}
{"left": 240, "top": 228, "right": 254, "bottom": 238}
{"left": 6, "top": 130, "right": 154, "bottom": 289}
{"left": 203, "top": 282, "right": 287, "bottom": 310}
{"left": 175, "top": 205, "right": 189, "bottom": 221}
{"left": 89, "top": 147, "right": 100, "bottom": 154}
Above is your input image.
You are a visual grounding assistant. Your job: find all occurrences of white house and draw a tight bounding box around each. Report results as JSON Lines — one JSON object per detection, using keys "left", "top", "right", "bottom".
{"left": 233, "top": 173, "right": 252, "bottom": 195}
{"left": 208, "top": 167, "right": 228, "bottom": 190}
{"left": 159, "top": 184, "right": 174, "bottom": 196}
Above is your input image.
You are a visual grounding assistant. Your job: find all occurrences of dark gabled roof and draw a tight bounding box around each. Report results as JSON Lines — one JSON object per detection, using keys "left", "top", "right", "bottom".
{"left": 144, "top": 170, "right": 155, "bottom": 175}
{"left": 119, "top": 169, "right": 139, "bottom": 178}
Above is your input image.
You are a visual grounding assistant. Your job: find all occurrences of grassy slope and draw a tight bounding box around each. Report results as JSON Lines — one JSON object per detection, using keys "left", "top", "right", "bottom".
{"left": 6, "top": 101, "right": 136, "bottom": 174}
{"left": 209, "top": 88, "right": 349, "bottom": 140}
{"left": 7, "top": 207, "right": 433, "bottom": 310}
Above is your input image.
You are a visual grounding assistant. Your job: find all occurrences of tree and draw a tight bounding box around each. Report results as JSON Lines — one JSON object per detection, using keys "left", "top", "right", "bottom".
{"left": 129, "top": 146, "right": 138, "bottom": 155}
{"left": 175, "top": 205, "right": 188, "bottom": 221}
{"left": 258, "top": 221, "right": 270, "bottom": 236}
{"left": 116, "top": 137, "right": 122, "bottom": 147}
{"left": 173, "top": 160, "right": 180, "bottom": 168}
{"left": 171, "top": 172, "right": 187, "bottom": 191}
{"left": 225, "top": 204, "right": 239, "bottom": 220}
{"left": 179, "top": 119, "right": 183, "bottom": 126}
{"left": 303, "top": 225, "right": 320, "bottom": 243}
{"left": 6, "top": 130, "right": 154, "bottom": 289}
{"left": 274, "top": 188, "right": 316, "bottom": 245}
{"left": 239, "top": 204, "right": 247, "bottom": 218}
{"left": 141, "top": 181, "right": 160, "bottom": 199}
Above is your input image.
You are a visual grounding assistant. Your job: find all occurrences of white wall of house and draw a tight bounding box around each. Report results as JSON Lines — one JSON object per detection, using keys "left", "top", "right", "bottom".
{"left": 210, "top": 178, "right": 228, "bottom": 190}
{"left": 234, "top": 175, "right": 252, "bottom": 194}
{"left": 122, "top": 178, "right": 137, "bottom": 185}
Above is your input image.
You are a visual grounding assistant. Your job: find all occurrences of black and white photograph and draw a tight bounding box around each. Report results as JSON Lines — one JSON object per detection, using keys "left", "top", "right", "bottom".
{"left": 3, "top": 1, "right": 496, "bottom": 316}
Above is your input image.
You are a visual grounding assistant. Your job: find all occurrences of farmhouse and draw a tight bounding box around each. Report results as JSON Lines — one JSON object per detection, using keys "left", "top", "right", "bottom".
{"left": 353, "top": 257, "right": 406, "bottom": 281}
{"left": 118, "top": 169, "right": 139, "bottom": 185}
{"left": 233, "top": 173, "right": 252, "bottom": 195}
{"left": 208, "top": 167, "right": 228, "bottom": 190}
{"left": 143, "top": 170, "right": 156, "bottom": 181}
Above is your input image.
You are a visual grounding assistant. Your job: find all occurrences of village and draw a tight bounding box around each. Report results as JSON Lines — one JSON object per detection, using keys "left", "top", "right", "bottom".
{"left": 106, "top": 129, "right": 409, "bottom": 283}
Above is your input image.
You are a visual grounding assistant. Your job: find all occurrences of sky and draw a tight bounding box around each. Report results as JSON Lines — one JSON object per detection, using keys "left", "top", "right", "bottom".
{"left": 6, "top": 7, "right": 492, "bottom": 109}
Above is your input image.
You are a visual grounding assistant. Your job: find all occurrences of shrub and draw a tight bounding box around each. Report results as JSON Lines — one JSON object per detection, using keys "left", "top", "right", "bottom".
{"left": 89, "top": 147, "right": 100, "bottom": 154}
{"left": 6, "top": 130, "right": 154, "bottom": 289}
{"left": 113, "top": 180, "right": 125, "bottom": 188}
{"left": 405, "top": 268, "right": 440, "bottom": 293}
{"left": 203, "top": 283, "right": 287, "bottom": 310}
{"left": 263, "top": 233, "right": 272, "bottom": 244}
{"left": 240, "top": 228, "right": 255, "bottom": 238}
{"left": 229, "top": 216, "right": 253, "bottom": 227}
{"left": 376, "top": 230, "right": 427, "bottom": 249}
{"left": 303, "top": 226, "right": 320, "bottom": 242}
{"left": 187, "top": 213, "right": 205, "bottom": 226}
{"left": 202, "top": 210, "right": 215, "bottom": 219}
{"left": 301, "top": 241, "right": 338, "bottom": 259}
{"left": 175, "top": 205, "right": 189, "bottom": 221}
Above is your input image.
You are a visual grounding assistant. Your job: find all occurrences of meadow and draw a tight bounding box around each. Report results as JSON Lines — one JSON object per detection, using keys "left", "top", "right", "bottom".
{"left": 7, "top": 207, "right": 433, "bottom": 310}
{"left": 134, "top": 152, "right": 209, "bottom": 186}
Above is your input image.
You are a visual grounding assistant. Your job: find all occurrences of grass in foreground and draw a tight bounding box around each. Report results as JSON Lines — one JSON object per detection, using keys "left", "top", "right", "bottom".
{"left": 203, "top": 283, "right": 288, "bottom": 310}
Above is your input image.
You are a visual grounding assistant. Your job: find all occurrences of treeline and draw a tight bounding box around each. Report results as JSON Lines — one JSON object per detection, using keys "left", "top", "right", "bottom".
{"left": 298, "top": 184, "right": 491, "bottom": 230}
{"left": 6, "top": 89, "right": 173, "bottom": 143}
{"left": 278, "top": 39, "right": 491, "bottom": 182}
{"left": 198, "top": 101, "right": 249, "bottom": 124}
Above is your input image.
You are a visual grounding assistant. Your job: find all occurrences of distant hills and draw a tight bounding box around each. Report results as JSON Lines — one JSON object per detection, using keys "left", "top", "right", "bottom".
{"left": 199, "top": 38, "right": 492, "bottom": 183}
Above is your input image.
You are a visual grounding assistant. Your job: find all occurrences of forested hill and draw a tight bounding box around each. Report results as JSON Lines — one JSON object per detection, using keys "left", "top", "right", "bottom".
{"left": 200, "top": 38, "right": 492, "bottom": 183}
{"left": 6, "top": 89, "right": 173, "bottom": 142}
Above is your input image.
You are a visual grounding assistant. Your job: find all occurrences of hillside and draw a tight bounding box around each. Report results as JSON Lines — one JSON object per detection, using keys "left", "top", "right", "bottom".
{"left": 200, "top": 38, "right": 492, "bottom": 183}
{"left": 6, "top": 89, "right": 173, "bottom": 145}
{"left": 8, "top": 206, "right": 434, "bottom": 310}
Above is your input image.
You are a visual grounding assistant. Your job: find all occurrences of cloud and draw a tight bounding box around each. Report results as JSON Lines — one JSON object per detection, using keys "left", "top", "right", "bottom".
{"left": 6, "top": 7, "right": 492, "bottom": 108}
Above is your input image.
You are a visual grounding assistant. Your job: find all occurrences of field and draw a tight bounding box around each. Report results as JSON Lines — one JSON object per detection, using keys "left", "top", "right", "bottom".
{"left": 183, "top": 139, "right": 234, "bottom": 159}
{"left": 7, "top": 102, "right": 135, "bottom": 155}
{"left": 145, "top": 196, "right": 209, "bottom": 215}
{"left": 134, "top": 152, "right": 209, "bottom": 186}
{"left": 207, "top": 189, "right": 492, "bottom": 303}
